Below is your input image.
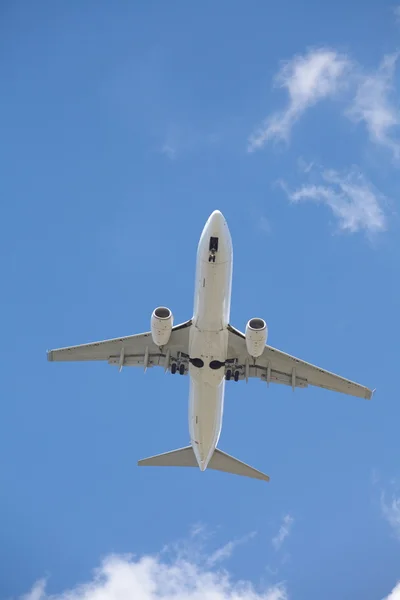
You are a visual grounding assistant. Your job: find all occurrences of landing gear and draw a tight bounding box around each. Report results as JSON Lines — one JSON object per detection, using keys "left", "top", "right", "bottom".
{"left": 208, "top": 254, "right": 216, "bottom": 263}
{"left": 179, "top": 363, "right": 185, "bottom": 376}
{"left": 171, "top": 363, "right": 177, "bottom": 374}
{"left": 226, "top": 368, "right": 240, "bottom": 381}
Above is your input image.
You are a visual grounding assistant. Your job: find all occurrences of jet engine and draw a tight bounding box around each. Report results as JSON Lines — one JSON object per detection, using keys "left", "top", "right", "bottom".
{"left": 245, "top": 318, "right": 268, "bottom": 358}
{"left": 151, "top": 307, "right": 174, "bottom": 347}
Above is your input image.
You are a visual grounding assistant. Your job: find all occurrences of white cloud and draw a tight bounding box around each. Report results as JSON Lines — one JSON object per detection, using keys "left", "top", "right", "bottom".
{"left": 383, "top": 581, "right": 400, "bottom": 600}
{"left": 248, "top": 48, "right": 351, "bottom": 150}
{"left": 381, "top": 492, "right": 400, "bottom": 539}
{"left": 22, "top": 580, "right": 46, "bottom": 600}
{"left": 282, "top": 167, "right": 387, "bottom": 233}
{"left": 346, "top": 53, "right": 400, "bottom": 159}
{"left": 272, "top": 515, "right": 294, "bottom": 551}
{"left": 20, "top": 553, "right": 288, "bottom": 600}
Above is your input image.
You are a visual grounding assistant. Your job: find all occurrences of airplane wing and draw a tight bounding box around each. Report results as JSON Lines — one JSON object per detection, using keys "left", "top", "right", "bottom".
{"left": 227, "top": 325, "right": 373, "bottom": 400}
{"left": 47, "top": 320, "right": 192, "bottom": 372}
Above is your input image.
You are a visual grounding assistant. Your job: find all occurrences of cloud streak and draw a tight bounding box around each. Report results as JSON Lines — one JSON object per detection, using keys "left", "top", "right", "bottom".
{"left": 248, "top": 48, "right": 351, "bottom": 150}
{"left": 272, "top": 514, "right": 294, "bottom": 550}
{"left": 21, "top": 553, "right": 288, "bottom": 600}
{"left": 281, "top": 167, "right": 387, "bottom": 234}
{"left": 207, "top": 532, "right": 257, "bottom": 567}
{"left": 346, "top": 53, "right": 400, "bottom": 159}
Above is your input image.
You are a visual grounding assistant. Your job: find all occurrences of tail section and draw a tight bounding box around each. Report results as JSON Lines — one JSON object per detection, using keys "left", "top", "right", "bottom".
{"left": 138, "top": 446, "right": 269, "bottom": 482}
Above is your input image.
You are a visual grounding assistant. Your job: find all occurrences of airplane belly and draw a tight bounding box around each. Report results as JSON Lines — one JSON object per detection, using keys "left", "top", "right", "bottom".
{"left": 194, "top": 258, "right": 232, "bottom": 331}
{"left": 188, "top": 325, "right": 228, "bottom": 469}
{"left": 189, "top": 377, "right": 224, "bottom": 469}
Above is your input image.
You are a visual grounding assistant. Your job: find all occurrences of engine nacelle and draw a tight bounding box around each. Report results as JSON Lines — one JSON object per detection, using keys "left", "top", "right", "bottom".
{"left": 151, "top": 307, "right": 174, "bottom": 347}
{"left": 245, "top": 318, "right": 268, "bottom": 358}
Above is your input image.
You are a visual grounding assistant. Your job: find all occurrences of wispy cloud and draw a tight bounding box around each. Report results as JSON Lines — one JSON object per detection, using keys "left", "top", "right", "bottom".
{"left": 281, "top": 166, "right": 387, "bottom": 234}
{"left": 161, "top": 143, "right": 177, "bottom": 160}
{"left": 272, "top": 514, "right": 294, "bottom": 550}
{"left": 161, "top": 526, "right": 257, "bottom": 570}
{"left": 21, "top": 551, "right": 288, "bottom": 600}
{"left": 190, "top": 522, "right": 207, "bottom": 538}
{"left": 381, "top": 492, "right": 400, "bottom": 539}
{"left": 248, "top": 48, "right": 351, "bottom": 150}
{"left": 346, "top": 53, "right": 400, "bottom": 159}
{"left": 207, "top": 531, "right": 257, "bottom": 567}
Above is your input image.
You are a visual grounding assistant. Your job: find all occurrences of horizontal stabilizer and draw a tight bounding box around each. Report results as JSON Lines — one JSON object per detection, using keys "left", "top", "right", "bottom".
{"left": 138, "top": 446, "right": 269, "bottom": 482}
{"left": 138, "top": 446, "right": 197, "bottom": 468}
{"left": 208, "top": 448, "right": 270, "bottom": 482}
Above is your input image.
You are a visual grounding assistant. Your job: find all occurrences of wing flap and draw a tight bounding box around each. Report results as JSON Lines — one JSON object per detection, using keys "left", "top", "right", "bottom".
{"left": 108, "top": 353, "right": 166, "bottom": 368}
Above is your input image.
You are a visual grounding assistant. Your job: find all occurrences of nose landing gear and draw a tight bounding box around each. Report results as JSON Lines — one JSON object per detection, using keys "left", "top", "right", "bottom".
{"left": 208, "top": 236, "right": 218, "bottom": 262}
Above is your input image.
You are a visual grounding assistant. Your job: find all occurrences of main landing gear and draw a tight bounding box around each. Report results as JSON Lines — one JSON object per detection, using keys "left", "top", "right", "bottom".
{"left": 225, "top": 369, "right": 240, "bottom": 382}
{"left": 170, "top": 362, "right": 185, "bottom": 375}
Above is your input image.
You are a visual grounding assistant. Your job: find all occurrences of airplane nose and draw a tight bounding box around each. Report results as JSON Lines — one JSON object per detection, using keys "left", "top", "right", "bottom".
{"left": 208, "top": 210, "right": 226, "bottom": 233}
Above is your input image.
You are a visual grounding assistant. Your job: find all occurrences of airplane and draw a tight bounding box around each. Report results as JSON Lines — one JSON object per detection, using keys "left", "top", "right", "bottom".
{"left": 47, "top": 210, "right": 374, "bottom": 482}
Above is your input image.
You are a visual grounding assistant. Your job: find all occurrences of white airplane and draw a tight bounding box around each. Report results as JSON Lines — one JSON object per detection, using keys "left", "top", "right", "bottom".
{"left": 48, "top": 210, "right": 374, "bottom": 482}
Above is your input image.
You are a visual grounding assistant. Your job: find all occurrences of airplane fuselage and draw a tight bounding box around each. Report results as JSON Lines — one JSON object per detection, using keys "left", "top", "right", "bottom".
{"left": 188, "top": 211, "right": 233, "bottom": 470}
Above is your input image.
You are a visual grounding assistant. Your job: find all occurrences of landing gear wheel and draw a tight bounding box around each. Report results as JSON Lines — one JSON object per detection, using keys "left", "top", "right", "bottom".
{"left": 234, "top": 370, "right": 240, "bottom": 382}
{"left": 179, "top": 363, "right": 185, "bottom": 375}
{"left": 171, "top": 363, "right": 177, "bottom": 374}
{"left": 225, "top": 369, "right": 232, "bottom": 381}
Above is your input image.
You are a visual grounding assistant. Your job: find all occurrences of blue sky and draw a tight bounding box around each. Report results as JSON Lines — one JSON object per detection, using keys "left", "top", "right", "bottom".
{"left": 1, "top": 0, "right": 400, "bottom": 598}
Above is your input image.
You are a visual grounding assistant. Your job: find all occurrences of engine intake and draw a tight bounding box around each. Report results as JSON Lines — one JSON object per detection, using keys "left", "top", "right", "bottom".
{"left": 245, "top": 318, "right": 268, "bottom": 358}
{"left": 151, "top": 306, "right": 173, "bottom": 347}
